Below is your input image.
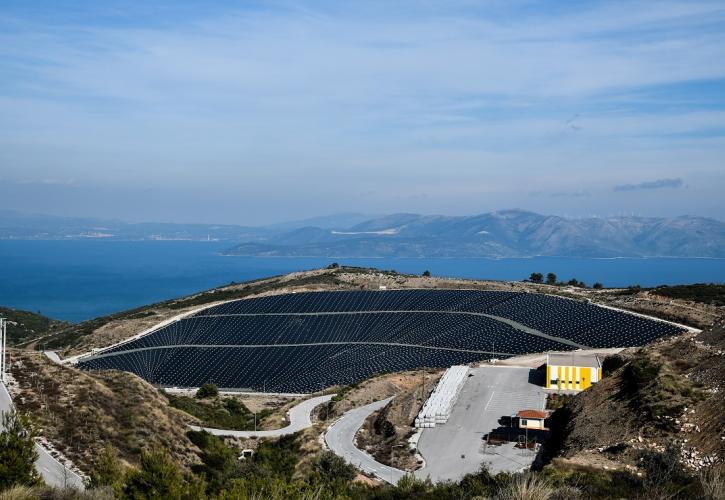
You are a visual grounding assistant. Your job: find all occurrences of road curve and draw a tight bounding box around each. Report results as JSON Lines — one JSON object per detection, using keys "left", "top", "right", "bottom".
{"left": 189, "top": 394, "right": 334, "bottom": 438}
{"left": 1, "top": 383, "right": 85, "bottom": 490}
{"left": 324, "top": 397, "right": 406, "bottom": 485}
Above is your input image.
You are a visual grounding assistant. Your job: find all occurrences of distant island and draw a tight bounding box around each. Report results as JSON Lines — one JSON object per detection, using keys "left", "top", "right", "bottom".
{"left": 2, "top": 209, "right": 724, "bottom": 258}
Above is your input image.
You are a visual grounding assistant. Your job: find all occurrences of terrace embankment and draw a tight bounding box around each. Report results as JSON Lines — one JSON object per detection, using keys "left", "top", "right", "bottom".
{"left": 544, "top": 321, "right": 725, "bottom": 472}
{"left": 18, "top": 267, "right": 719, "bottom": 358}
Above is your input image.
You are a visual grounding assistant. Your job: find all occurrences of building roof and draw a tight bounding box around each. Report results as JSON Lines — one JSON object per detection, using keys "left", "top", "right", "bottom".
{"left": 517, "top": 409, "right": 548, "bottom": 419}
{"left": 547, "top": 352, "right": 601, "bottom": 368}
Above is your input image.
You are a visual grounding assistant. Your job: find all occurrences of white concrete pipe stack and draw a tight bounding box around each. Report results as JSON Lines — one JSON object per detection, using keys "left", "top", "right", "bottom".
{"left": 414, "top": 365, "right": 469, "bottom": 428}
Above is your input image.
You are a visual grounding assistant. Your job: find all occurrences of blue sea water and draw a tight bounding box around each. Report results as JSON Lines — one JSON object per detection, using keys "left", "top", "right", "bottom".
{"left": 0, "top": 240, "right": 723, "bottom": 323}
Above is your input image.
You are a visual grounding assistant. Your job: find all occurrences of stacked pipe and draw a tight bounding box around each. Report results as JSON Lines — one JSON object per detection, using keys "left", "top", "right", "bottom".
{"left": 414, "top": 365, "right": 469, "bottom": 428}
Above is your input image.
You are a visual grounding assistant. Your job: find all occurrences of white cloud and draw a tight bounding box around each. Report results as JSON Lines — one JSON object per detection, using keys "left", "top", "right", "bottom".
{"left": 0, "top": 1, "right": 723, "bottom": 222}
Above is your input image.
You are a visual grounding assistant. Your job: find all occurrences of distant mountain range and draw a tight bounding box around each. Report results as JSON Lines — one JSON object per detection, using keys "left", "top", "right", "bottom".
{"left": 1, "top": 209, "right": 723, "bottom": 258}
{"left": 224, "top": 210, "right": 725, "bottom": 258}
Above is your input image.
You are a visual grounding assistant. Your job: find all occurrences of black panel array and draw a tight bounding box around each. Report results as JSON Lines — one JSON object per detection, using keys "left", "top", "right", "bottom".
{"left": 77, "top": 290, "right": 683, "bottom": 392}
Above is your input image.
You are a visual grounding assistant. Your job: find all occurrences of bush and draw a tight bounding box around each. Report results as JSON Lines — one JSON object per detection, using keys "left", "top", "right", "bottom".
{"left": 89, "top": 445, "right": 124, "bottom": 491}
{"left": 602, "top": 354, "right": 626, "bottom": 376}
{"left": 621, "top": 358, "right": 661, "bottom": 394}
{"left": 497, "top": 472, "right": 555, "bottom": 500}
{"left": 121, "top": 449, "right": 184, "bottom": 500}
{"left": 313, "top": 451, "right": 356, "bottom": 482}
{"left": 195, "top": 383, "right": 219, "bottom": 399}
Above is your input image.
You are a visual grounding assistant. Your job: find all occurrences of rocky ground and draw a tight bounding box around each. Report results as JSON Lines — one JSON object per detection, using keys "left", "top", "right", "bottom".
{"left": 548, "top": 321, "right": 724, "bottom": 472}
{"left": 355, "top": 370, "right": 442, "bottom": 471}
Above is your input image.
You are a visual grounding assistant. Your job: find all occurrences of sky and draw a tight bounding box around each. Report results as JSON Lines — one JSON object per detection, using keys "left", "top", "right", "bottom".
{"left": 1, "top": 0, "right": 724, "bottom": 225}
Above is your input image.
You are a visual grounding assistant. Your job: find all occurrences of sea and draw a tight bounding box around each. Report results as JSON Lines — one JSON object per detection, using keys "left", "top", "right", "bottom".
{"left": 0, "top": 240, "right": 723, "bottom": 323}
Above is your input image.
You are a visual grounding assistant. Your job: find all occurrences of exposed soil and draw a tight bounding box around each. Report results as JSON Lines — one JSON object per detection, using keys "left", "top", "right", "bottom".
{"left": 356, "top": 371, "right": 443, "bottom": 471}
{"left": 548, "top": 321, "right": 725, "bottom": 472}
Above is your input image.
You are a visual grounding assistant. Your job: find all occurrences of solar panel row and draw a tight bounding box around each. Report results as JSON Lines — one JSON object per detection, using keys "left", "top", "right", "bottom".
{"left": 77, "top": 289, "right": 683, "bottom": 392}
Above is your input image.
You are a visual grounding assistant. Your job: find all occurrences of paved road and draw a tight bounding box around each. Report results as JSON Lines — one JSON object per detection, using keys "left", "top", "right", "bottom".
{"left": 1, "top": 382, "right": 85, "bottom": 490}
{"left": 190, "top": 394, "right": 334, "bottom": 438}
{"left": 83, "top": 342, "right": 513, "bottom": 361}
{"left": 325, "top": 397, "right": 406, "bottom": 485}
{"left": 416, "top": 365, "right": 546, "bottom": 482}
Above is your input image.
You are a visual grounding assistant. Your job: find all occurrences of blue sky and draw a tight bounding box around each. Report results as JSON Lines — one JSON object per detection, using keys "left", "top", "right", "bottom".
{"left": 1, "top": 0, "right": 724, "bottom": 224}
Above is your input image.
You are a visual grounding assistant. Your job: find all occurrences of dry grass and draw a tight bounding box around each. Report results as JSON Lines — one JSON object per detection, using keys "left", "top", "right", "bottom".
{"left": 495, "top": 473, "right": 556, "bottom": 500}
{"left": 0, "top": 486, "right": 113, "bottom": 500}
{"left": 7, "top": 350, "right": 200, "bottom": 475}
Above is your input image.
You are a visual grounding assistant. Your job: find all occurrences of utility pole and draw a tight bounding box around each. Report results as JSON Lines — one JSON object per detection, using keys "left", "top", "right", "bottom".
{"left": 0, "top": 318, "right": 6, "bottom": 384}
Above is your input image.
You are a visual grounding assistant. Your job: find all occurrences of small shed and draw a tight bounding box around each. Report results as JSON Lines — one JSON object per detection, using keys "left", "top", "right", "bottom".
{"left": 517, "top": 409, "right": 549, "bottom": 430}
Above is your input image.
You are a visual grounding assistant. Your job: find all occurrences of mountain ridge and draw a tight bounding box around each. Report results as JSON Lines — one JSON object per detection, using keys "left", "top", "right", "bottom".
{"left": 224, "top": 210, "right": 725, "bottom": 258}
{"left": 1, "top": 209, "right": 723, "bottom": 258}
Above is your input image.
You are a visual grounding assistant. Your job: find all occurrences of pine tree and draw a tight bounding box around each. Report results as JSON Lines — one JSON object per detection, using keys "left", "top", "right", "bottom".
{"left": 0, "top": 410, "right": 41, "bottom": 491}
{"left": 89, "top": 444, "right": 124, "bottom": 491}
{"left": 122, "top": 448, "right": 183, "bottom": 500}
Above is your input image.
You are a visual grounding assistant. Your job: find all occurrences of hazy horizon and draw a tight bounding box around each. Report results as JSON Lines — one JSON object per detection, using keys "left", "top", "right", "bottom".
{"left": 2, "top": 1, "right": 724, "bottom": 225}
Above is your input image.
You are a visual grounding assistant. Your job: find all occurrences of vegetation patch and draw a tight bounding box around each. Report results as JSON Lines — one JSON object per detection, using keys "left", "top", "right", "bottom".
{"left": 0, "top": 306, "right": 68, "bottom": 346}
{"left": 651, "top": 283, "right": 725, "bottom": 307}
{"left": 162, "top": 392, "right": 272, "bottom": 431}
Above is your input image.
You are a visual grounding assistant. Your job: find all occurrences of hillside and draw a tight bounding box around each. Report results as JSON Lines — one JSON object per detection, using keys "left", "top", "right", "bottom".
{"left": 224, "top": 210, "right": 725, "bottom": 258}
{"left": 6, "top": 350, "right": 202, "bottom": 474}
{"left": 3, "top": 209, "right": 723, "bottom": 257}
{"left": 24, "top": 266, "right": 720, "bottom": 359}
{"left": 0, "top": 306, "right": 68, "bottom": 346}
{"left": 545, "top": 321, "right": 724, "bottom": 472}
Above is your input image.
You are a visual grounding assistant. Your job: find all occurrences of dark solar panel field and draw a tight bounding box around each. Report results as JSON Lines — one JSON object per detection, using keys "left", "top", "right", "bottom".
{"left": 77, "top": 289, "right": 684, "bottom": 392}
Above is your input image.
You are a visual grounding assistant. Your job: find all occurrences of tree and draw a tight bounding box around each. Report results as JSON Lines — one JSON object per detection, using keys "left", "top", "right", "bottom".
{"left": 0, "top": 410, "right": 41, "bottom": 491}
{"left": 313, "top": 451, "right": 356, "bottom": 482}
{"left": 327, "top": 262, "right": 340, "bottom": 269}
{"left": 593, "top": 282, "right": 604, "bottom": 289}
{"left": 122, "top": 448, "right": 184, "bottom": 500}
{"left": 529, "top": 273, "right": 544, "bottom": 283}
{"left": 196, "top": 383, "right": 219, "bottom": 399}
{"left": 546, "top": 273, "right": 557, "bottom": 285}
{"left": 89, "top": 444, "right": 124, "bottom": 491}
{"left": 422, "top": 270, "right": 431, "bottom": 278}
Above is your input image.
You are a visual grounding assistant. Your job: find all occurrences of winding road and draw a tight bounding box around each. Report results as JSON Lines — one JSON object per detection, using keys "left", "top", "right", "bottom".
{"left": 190, "top": 394, "right": 334, "bottom": 438}
{"left": 324, "top": 397, "right": 406, "bottom": 485}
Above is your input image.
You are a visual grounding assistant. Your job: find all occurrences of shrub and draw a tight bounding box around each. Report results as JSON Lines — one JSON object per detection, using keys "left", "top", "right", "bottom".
{"left": 621, "top": 357, "right": 661, "bottom": 394}
{"left": 195, "top": 384, "right": 219, "bottom": 399}
{"left": 121, "top": 449, "right": 184, "bottom": 500}
{"left": 313, "top": 451, "right": 356, "bottom": 482}
{"left": 497, "top": 472, "right": 555, "bottom": 500}
{"left": 602, "top": 354, "right": 626, "bottom": 376}
{"left": 89, "top": 445, "right": 124, "bottom": 491}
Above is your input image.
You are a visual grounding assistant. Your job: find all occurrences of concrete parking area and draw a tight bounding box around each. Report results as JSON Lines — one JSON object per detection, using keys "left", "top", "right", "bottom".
{"left": 415, "top": 365, "right": 546, "bottom": 483}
